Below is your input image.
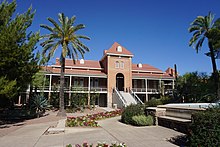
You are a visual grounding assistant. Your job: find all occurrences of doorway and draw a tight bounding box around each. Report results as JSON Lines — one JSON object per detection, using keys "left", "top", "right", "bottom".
{"left": 116, "top": 73, "right": 124, "bottom": 91}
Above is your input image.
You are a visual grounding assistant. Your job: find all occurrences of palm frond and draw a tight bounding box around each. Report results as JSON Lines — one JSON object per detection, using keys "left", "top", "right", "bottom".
{"left": 189, "top": 33, "right": 201, "bottom": 47}
{"left": 73, "top": 24, "right": 85, "bottom": 32}
{"left": 42, "top": 43, "right": 55, "bottom": 55}
{"left": 40, "top": 24, "right": 54, "bottom": 33}
{"left": 76, "top": 35, "right": 91, "bottom": 40}
{"left": 47, "top": 41, "right": 60, "bottom": 58}
{"left": 195, "top": 37, "right": 205, "bottom": 53}
{"left": 68, "top": 16, "right": 76, "bottom": 26}
{"left": 40, "top": 39, "right": 54, "bottom": 47}
{"left": 48, "top": 17, "right": 62, "bottom": 33}
{"left": 188, "top": 26, "right": 200, "bottom": 33}
{"left": 75, "top": 39, "right": 90, "bottom": 52}
{"left": 41, "top": 13, "right": 90, "bottom": 65}
{"left": 214, "top": 18, "right": 220, "bottom": 29}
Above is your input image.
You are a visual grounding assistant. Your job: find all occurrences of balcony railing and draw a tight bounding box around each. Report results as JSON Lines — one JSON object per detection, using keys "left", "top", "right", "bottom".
{"left": 147, "top": 88, "right": 159, "bottom": 93}
{"left": 90, "top": 87, "right": 108, "bottom": 92}
{"left": 132, "top": 88, "right": 146, "bottom": 92}
{"left": 32, "top": 86, "right": 107, "bottom": 92}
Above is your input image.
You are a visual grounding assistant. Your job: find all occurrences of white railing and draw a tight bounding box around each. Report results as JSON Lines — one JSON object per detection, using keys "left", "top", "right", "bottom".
{"left": 112, "top": 87, "right": 127, "bottom": 108}
{"left": 147, "top": 88, "right": 159, "bottom": 93}
{"left": 132, "top": 88, "right": 146, "bottom": 92}
{"left": 71, "top": 86, "right": 89, "bottom": 91}
{"left": 90, "top": 87, "right": 107, "bottom": 92}
{"left": 130, "top": 89, "right": 144, "bottom": 104}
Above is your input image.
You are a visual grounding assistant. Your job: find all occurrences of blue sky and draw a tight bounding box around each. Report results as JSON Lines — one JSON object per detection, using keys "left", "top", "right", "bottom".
{"left": 13, "top": 0, "right": 220, "bottom": 75}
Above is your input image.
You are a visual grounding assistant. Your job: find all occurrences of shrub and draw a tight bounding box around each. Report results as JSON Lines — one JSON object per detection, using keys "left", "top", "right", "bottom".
{"left": 145, "top": 98, "right": 162, "bottom": 107}
{"left": 189, "top": 108, "right": 220, "bottom": 146}
{"left": 160, "top": 96, "right": 171, "bottom": 104}
{"left": 121, "top": 104, "right": 145, "bottom": 125}
{"left": 132, "top": 115, "right": 154, "bottom": 126}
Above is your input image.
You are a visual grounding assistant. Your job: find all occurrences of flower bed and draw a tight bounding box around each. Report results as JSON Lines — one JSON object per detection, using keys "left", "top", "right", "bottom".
{"left": 66, "top": 109, "right": 122, "bottom": 127}
{"left": 66, "top": 142, "right": 127, "bottom": 147}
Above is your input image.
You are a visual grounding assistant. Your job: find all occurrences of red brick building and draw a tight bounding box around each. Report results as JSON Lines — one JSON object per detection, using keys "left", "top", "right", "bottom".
{"left": 24, "top": 42, "right": 175, "bottom": 108}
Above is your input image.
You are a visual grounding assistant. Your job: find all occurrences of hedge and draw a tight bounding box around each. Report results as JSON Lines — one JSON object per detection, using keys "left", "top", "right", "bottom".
{"left": 189, "top": 107, "right": 220, "bottom": 146}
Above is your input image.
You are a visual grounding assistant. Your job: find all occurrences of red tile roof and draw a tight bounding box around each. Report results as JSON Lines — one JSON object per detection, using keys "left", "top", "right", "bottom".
{"left": 105, "top": 42, "right": 133, "bottom": 56}
{"left": 55, "top": 58, "right": 102, "bottom": 69}
{"left": 42, "top": 66, "right": 106, "bottom": 76}
{"left": 132, "top": 73, "right": 173, "bottom": 79}
{"left": 132, "top": 64, "right": 163, "bottom": 73}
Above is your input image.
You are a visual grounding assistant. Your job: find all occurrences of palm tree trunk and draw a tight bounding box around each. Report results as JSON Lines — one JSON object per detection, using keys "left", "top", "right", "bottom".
{"left": 57, "top": 57, "right": 66, "bottom": 116}
{"left": 208, "top": 41, "right": 219, "bottom": 100}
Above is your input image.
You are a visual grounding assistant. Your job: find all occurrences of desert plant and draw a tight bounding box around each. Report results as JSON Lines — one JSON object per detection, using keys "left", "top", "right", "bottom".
{"left": 121, "top": 104, "right": 145, "bottom": 125}
{"left": 132, "top": 115, "right": 154, "bottom": 126}
{"left": 30, "top": 94, "right": 48, "bottom": 117}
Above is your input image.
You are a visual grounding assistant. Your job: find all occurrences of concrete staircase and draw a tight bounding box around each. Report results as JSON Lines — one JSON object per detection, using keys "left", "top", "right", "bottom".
{"left": 119, "top": 91, "right": 137, "bottom": 106}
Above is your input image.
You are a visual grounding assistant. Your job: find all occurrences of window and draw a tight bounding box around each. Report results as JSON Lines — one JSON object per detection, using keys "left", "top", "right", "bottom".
{"left": 90, "top": 78, "right": 93, "bottom": 87}
{"left": 95, "top": 78, "right": 99, "bottom": 87}
{"left": 117, "top": 46, "right": 122, "bottom": 52}
{"left": 120, "top": 61, "right": 124, "bottom": 68}
{"left": 80, "top": 78, "right": 84, "bottom": 87}
{"left": 115, "top": 61, "right": 119, "bottom": 68}
{"left": 134, "top": 80, "right": 137, "bottom": 88}
{"left": 73, "top": 78, "right": 78, "bottom": 87}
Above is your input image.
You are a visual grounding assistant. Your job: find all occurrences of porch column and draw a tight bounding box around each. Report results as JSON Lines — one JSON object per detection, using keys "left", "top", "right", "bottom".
{"left": 159, "top": 79, "right": 162, "bottom": 94}
{"left": 49, "top": 75, "right": 52, "bottom": 91}
{"left": 69, "top": 75, "right": 72, "bottom": 106}
{"left": 88, "top": 76, "right": 91, "bottom": 106}
{"left": 18, "top": 95, "right": 21, "bottom": 105}
{"left": 145, "top": 79, "right": 148, "bottom": 102}
{"left": 88, "top": 76, "right": 91, "bottom": 91}
{"left": 48, "top": 75, "right": 52, "bottom": 101}
{"left": 172, "top": 79, "right": 175, "bottom": 89}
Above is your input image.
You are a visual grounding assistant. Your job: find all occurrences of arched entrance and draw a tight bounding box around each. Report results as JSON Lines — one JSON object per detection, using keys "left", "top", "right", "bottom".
{"left": 116, "top": 73, "right": 124, "bottom": 91}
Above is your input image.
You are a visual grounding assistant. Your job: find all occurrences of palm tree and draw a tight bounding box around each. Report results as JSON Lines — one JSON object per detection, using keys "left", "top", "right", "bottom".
{"left": 40, "top": 13, "right": 90, "bottom": 116}
{"left": 189, "top": 12, "right": 220, "bottom": 100}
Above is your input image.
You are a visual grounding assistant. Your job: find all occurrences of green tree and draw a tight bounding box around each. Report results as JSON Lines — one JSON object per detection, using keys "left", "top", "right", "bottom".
{"left": 176, "top": 72, "right": 215, "bottom": 102}
{"left": 189, "top": 12, "right": 220, "bottom": 99}
{"left": 0, "top": 0, "right": 40, "bottom": 106}
{"left": 32, "top": 72, "right": 49, "bottom": 94}
{"left": 40, "top": 13, "right": 90, "bottom": 116}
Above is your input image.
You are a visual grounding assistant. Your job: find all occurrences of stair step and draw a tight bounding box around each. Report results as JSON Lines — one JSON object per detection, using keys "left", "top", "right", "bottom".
{"left": 158, "top": 116, "right": 191, "bottom": 123}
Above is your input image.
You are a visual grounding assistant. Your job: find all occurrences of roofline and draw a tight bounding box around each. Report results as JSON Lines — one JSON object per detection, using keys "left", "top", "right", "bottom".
{"left": 132, "top": 76, "right": 174, "bottom": 80}
{"left": 50, "top": 65, "right": 103, "bottom": 70}
{"left": 132, "top": 69, "right": 164, "bottom": 73}
{"left": 44, "top": 73, "right": 107, "bottom": 78}
{"left": 100, "top": 53, "right": 133, "bottom": 61}
{"left": 105, "top": 53, "right": 133, "bottom": 57}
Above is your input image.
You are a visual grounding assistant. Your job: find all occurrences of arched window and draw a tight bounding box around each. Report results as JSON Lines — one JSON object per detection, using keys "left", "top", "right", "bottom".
{"left": 115, "top": 61, "right": 119, "bottom": 68}
{"left": 120, "top": 61, "right": 124, "bottom": 68}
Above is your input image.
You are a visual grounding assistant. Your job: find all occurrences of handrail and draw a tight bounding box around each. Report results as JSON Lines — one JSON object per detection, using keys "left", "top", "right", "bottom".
{"left": 130, "top": 89, "right": 144, "bottom": 104}
{"left": 114, "top": 87, "right": 127, "bottom": 106}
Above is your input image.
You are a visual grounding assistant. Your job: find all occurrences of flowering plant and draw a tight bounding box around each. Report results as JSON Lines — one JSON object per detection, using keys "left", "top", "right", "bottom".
{"left": 66, "top": 141, "right": 127, "bottom": 147}
{"left": 66, "top": 110, "right": 122, "bottom": 127}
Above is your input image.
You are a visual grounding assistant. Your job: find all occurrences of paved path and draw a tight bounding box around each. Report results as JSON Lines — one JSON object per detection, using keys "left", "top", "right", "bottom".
{"left": 0, "top": 115, "right": 183, "bottom": 147}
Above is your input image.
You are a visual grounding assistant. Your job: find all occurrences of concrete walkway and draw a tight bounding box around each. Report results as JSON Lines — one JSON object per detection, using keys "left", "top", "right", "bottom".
{"left": 0, "top": 116, "right": 184, "bottom": 147}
